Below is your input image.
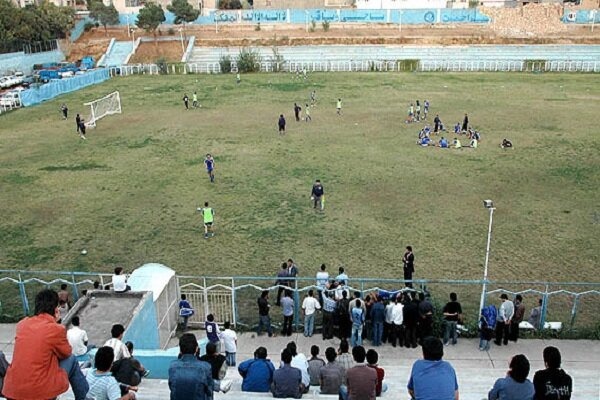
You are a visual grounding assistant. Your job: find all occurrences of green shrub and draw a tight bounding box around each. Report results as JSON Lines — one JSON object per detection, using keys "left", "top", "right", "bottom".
{"left": 219, "top": 55, "right": 232, "bottom": 74}
{"left": 236, "top": 48, "right": 261, "bottom": 73}
{"left": 255, "top": 23, "right": 261, "bottom": 31}
{"left": 168, "top": 27, "right": 175, "bottom": 35}
{"left": 83, "top": 22, "right": 95, "bottom": 32}
{"left": 322, "top": 20, "right": 330, "bottom": 32}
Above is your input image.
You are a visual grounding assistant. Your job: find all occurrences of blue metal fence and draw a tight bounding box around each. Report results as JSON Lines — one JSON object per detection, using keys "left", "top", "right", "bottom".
{"left": 1, "top": 270, "right": 599, "bottom": 335}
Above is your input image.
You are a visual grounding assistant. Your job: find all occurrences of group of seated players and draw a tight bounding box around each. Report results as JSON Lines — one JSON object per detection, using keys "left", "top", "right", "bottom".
{"left": 416, "top": 124, "right": 481, "bottom": 148}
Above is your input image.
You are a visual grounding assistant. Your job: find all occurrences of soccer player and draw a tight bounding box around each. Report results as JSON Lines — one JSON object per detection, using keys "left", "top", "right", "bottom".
{"left": 294, "top": 103, "right": 302, "bottom": 122}
{"left": 182, "top": 94, "right": 189, "bottom": 110}
{"left": 305, "top": 104, "right": 311, "bottom": 122}
{"left": 197, "top": 202, "right": 215, "bottom": 239}
{"left": 336, "top": 98, "right": 342, "bottom": 115}
{"left": 310, "top": 90, "right": 316, "bottom": 105}
{"left": 75, "top": 114, "right": 81, "bottom": 134}
{"left": 278, "top": 114, "right": 286, "bottom": 135}
{"left": 192, "top": 91, "right": 199, "bottom": 109}
{"left": 424, "top": 100, "right": 430, "bottom": 119}
{"left": 311, "top": 180, "right": 324, "bottom": 210}
{"left": 78, "top": 119, "right": 87, "bottom": 140}
{"left": 61, "top": 103, "right": 68, "bottom": 119}
{"left": 204, "top": 154, "right": 215, "bottom": 183}
{"left": 236, "top": 72, "right": 241, "bottom": 84}
{"left": 415, "top": 100, "right": 421, "bottom": 122}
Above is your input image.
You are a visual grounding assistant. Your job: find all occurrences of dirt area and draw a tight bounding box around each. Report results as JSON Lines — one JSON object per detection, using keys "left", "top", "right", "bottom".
{"left": 129, "top": 40, "right": 189, "bottom": 63}
{"left": 483, "top": 4, "right": 567, "bottom": 37}
{"left": 63, "top": 35, "right": 111, "bottom": 62}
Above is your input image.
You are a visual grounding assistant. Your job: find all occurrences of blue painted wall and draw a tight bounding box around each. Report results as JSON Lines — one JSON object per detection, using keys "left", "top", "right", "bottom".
{"left": 0, "top": 50, "right": 64, "bottom": 75}
{"left": 123, "top": 292, "right": 161, "bottom": 350}
{"left": 20, "top": 68, "right": 110, "bottom": 107}
{"left": 563, "top": 9, "right": 600, "bottom": 24}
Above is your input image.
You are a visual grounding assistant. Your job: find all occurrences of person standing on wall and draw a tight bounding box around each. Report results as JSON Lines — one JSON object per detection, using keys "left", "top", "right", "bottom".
{"left": 402, "top": 246, "right": 415, "bottom": 288}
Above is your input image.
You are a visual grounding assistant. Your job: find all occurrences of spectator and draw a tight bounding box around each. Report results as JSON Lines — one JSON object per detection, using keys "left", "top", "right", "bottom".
{"left": 362, "top": 295, "right": 374, "bottom": 342}
{"left": 67, "top": 316, "right": 94, "bottom": 360}
{"left": 488, "top": 354, "right": 534, "bottom": 400}
{"left": 220, "top": 321, "right": 238, "bottom": 367}
{"left": 281, "top": 289, "right": 294, "bottom": 336}
{"left": 58, "top": 283, "right": 71, "bottom": 309}
{"left": 322, "top": 291, "right": 336, "bottom": 340}
{"left": 105, "top": 324, "right": 131, "bottom": 361}
{"left": 442, "top": 292, "right": 463, "bottom": 346}
{"left": 335, "top": 266, "right": 349, "bottom": 286}
{"left": 199, "top": 342, "right": 233, "bottom": 393}
{"left": 178, "top": 294, "right": 194, "bottom": 331}
{"left": 307, "top": 345, "right": 325, "bottom": 386}
{"left": 275, "top": 262, "right": 289, "bottom": 306}
{"left": 87, "top": 346, "right": 136, "bottom": 400}
{"left": 287, "top": 258, "right": 299, "bottom": 280}
{"left": 407, "top": 337, "right": 459, "bottom": 400}
{"left": 316, "top": 263, "right": 329, "bottom": 303}
{"left": 319, "top": 347, "right": 344, "bottom": 395}
{"left": 403, "top": 246, "right": 415, "bottom": 288}
{"left": 238, "top": 346, "right": 275, "bottom": 392}
{"left": 257, "top": 290, "right": 274, "bottom": 337}
{"left": 287, "top": 341, "right": 310, "bottom": 392}
{"left": 366, "top": 349, "right": 388, "bottom": 397}
{"left": 302, "top": 289, "right": 321, "bottom": 337}
{"left": 495, "top": 294, "right": 515, "bottom": 346}
{"left": 501, "top": 138, "right": 513, "bottom": 149}
{"left": 403, "top": 294, "right": 419, "bottom": 349}
{"left": 93, "top": 280, "right": 102, "bottom": 290}
{"left": 169, "top": 333, "right": 213, "bottom": 400}
{"left": 479, "top": 305, "right": 496, "bottom": 352}
{"left": 350, "top": 299, "right": 365, "bottom": 347}
{"left": 528, "top": 299, "right": 543, "bottom": 330}
{"left": 383, "top": 298, "right": 394, "bottom": 344}
{"left": 272, "top": 348, "right": 303, "bottom": 398}
{"left": 533, "top": 346, "right": 572, "bottom": 400}
{"left": 370, "top": 296, "right": 385, "bottom": 346}
{"left": 337, "top": 290, "right": 351, "bottom": 340}
{"left": 339, "top": 345, "right": 377, "bottom": 400}
{"left": 111, "top": 341, "right": 149, "bottom": 388}
{"left": 348, "top": 291, "right": 365, "bottom": 315}
{"left": 3, "top": 289, "right": 89, "bottom": 400}
{"left": 509, "top": 294, "right": 526, "bottom": 343}
{"left": 336, "top": 339, "right": 354, "bottom": 384}
{"left": 57, "top": 299, "right": 69, "bottom": 322}
{"left": 112, "top": 267, "right": 131, "bottom": 293}
{"left": 418, "top": 292, "right": 434, "bottom": 341}
{"left": 390, "top": 294, "right": 404, "bottom": 348}
{"left": 205, "top": 313, "right": 221, "bottom": 352}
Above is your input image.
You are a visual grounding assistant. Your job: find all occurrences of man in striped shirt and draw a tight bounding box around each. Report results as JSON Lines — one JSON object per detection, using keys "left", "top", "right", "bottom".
{"left": 86, "top": 346, "right": 136, "bottom": 400}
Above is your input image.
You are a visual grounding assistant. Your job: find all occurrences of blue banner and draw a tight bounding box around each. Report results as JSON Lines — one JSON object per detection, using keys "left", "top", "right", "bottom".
{"left": 563, "top": 9, "right": 600, "bottom": 24}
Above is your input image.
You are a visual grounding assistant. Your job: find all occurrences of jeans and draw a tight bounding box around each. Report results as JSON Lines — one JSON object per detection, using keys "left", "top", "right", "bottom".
{"left": 59, "top": 354, "right": 89, "bottom": 400}
{"left": 339, "top": 384, "right": 349, "bottom": 400}
{"left": 351, "top": 324, "right": 363, "bottom": 347}
{"left": 282, "top": 314, "right": 293, "bottom": 336}
{"left": 372, "top": 321, "right": 383, "bottom": 346}
{"left": 479, "top": 338, "right": 490, "bottom": 351}
{"left": 225, "top": 351, "right": 236, "bottom": 366}
{"left": 304, "top": 313, "right": 315, "bottom": 337}
{"left": 443, "top": 320, "right": 458, "bottom": 345}
{"left": 257, "top": 315, "right": 273, "bottom": 336}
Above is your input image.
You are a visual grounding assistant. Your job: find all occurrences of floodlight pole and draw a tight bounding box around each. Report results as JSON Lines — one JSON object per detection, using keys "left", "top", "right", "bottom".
{"left": 478, "top": 203, "right": 495, "bottom": 321}
{"left": 399, "top": 10, "right": 403, "bottom": 33}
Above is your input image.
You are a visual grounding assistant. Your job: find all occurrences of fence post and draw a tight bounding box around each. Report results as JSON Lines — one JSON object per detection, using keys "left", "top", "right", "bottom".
{"left": 71, "top": 272, "right": 79, "bottom": 303}
{"left": 231, "top": 277, "right": 238, "bottom": 327}
{"left": 203, "top": 277, "right": 209, "bottom": 325}
{"left": 540, "top": 284, "right": 549, "bottom": 328}
{"left": 569, "top": 294, "right": 579, "bottom": 329}
{"left": 18, "top": 273, "right": 30, "bottom": 316}
{"left": 293, "top": 279, "right": 300, "bottom": 333}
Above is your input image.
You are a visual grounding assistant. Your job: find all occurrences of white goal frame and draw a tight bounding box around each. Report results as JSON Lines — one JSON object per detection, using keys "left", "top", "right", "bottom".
{"left": 84, "top": 91, "right": 122, "bottom": 128}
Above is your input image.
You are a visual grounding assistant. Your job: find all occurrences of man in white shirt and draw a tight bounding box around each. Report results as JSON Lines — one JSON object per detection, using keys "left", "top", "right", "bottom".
{"left": 390, "top": 295, "right": 404, "bottom": 348}
{"left": 286, "top": 341, "right": 310, "bottom": 392}
{"left": 67, "top": 316, "right": 92, "bottom": 358}
{"left": 104, "top": 324, "right": 130, "bottom": 361}
{"left": 315, "top": 264, "right": 329, "bottom": 304}
{"left": 335, "top": 266, "right": 349, "bottom": 286}
{"left": 494, "top": 293, "right": 515, "bottom": 346}
{"left": 302, "top": 290, "right": 321, "bottom": 337}
{"left": 219, "top": 321, "right": 238, "bottom": 367}
{"left": 112, "top": 267, "right": 130, "bottom": 293}
{"left": 383, "top": 299, "right": 394, "bottom": 344}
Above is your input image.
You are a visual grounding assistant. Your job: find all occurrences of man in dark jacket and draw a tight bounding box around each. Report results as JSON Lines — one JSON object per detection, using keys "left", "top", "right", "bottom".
{"left": 311, "top": 180, "right": 324, "bottom": 210}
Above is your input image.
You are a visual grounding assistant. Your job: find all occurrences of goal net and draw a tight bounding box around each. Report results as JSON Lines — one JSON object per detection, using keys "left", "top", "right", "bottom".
{"left": 84, "top": 91, "right": 122, "bottom": 128}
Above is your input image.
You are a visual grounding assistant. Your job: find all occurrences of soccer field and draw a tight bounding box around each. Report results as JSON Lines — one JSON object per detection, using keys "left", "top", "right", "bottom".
{"left": 0, "top": 72, "right": 598, "bottom": 284}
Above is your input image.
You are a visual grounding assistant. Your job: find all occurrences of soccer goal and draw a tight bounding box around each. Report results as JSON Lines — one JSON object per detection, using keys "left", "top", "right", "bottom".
{"left": 84, "top": 91, "right": 122, "bottom": 128}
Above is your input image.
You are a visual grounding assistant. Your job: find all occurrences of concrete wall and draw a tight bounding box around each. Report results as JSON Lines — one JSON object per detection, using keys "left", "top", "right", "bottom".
{"left": 0, "top": 49, "right": 64, "bottom": 75}
{"left": 124, "top": 292, "right": 161, "bottom": 350}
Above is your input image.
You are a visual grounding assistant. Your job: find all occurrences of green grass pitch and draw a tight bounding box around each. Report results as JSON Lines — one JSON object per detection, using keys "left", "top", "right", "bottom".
{"left": 0, "top": 72, "right": 598, "bottom": 285}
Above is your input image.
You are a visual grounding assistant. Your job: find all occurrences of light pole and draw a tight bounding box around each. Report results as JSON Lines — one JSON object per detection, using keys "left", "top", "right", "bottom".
{"left": 478, "top": 199, "right": 495, "bottom": 320}
{"left": 399, "top": 10, "right": 403, "bottom": 33}
{"left": 305, "top": 10, "right": 309, "bottom": 33}
{"left": 179, "top": 27, "right": 185, "bottom": 54}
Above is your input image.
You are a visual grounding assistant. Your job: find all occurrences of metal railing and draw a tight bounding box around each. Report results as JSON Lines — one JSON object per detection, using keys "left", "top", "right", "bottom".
{"left": 1, "top": 270, "right": 599, "bottom": 336}
{"left": 108, "top": 59, "right": 600, "bottom": 76}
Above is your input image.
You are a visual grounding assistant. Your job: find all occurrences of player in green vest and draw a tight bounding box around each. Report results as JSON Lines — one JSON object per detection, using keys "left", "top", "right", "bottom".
{"left": 197, "top": 202, "right": 215, "bottom": 238}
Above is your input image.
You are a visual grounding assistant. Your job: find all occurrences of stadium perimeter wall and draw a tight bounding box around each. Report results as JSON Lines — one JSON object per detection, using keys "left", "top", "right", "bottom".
{"left": 0, "top": 49, "right": 65, "bottom": 76}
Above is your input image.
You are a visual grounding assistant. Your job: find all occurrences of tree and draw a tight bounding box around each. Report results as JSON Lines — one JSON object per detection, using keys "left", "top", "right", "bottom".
{"left": 88, "top": 1, "right": 119, "bottom": 35}
{"left": 136, "top": 3, "right": 165, "bottom": 42}
{"left": 166, "top": 0, "right": 198, "bottom": 39}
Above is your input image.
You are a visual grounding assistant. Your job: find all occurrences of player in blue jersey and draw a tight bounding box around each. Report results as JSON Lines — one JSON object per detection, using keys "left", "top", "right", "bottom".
{"left": 205, "top": 154, "right": 215, "bottom": 183}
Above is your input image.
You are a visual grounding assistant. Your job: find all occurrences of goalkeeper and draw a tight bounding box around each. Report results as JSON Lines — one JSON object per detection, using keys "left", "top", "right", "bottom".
{"left": 311, "top": 179, "right": 325, "bottom": 211}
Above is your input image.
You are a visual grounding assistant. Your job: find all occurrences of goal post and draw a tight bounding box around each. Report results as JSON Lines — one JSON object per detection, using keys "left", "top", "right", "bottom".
{"left": 84, "top": 91, "right": 122, "bottom": 128}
